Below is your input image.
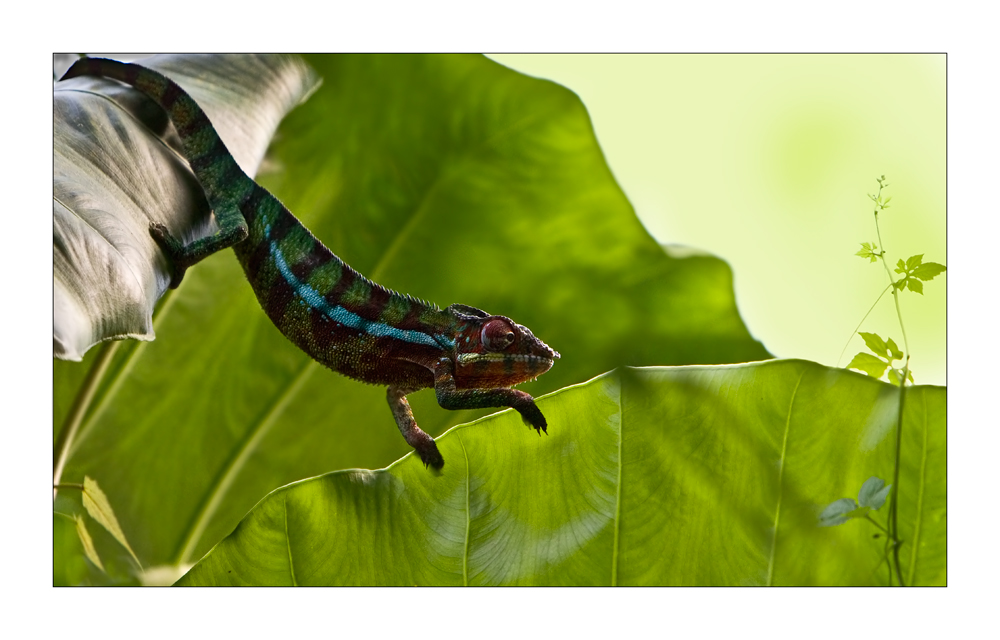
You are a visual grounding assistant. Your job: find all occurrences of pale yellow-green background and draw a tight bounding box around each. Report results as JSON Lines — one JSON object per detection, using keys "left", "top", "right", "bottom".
{"left": 491, "top": 54, "right": 946, "bottom": 386}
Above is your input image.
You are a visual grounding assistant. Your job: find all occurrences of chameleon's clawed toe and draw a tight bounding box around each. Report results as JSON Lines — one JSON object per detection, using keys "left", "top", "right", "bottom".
{"left": 417, "top": 439, "right": 444, "bottom": 471}
{"left": 149, "top": 221, "right": 181, "bottom": 252}
{"left": 421, "top": 451, "right": 444, "bottom": 471}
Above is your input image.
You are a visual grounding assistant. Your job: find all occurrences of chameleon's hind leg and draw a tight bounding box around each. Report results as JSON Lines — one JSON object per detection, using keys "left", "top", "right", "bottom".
{"left": 150, "top": 203, "right": 248, "bottom": 288}
{"left": 387, "top": 385, "right": 444, "bottom": 470}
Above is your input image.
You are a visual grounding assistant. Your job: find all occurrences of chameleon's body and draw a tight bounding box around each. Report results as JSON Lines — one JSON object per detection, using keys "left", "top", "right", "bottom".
{"left": 62, "top": 57, "right": 559, "bottom": 470}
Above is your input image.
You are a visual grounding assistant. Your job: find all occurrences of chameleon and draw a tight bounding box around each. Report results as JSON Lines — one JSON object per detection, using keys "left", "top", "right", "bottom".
{"left": 61, "top": 57, "right": 559, "bottom": 470}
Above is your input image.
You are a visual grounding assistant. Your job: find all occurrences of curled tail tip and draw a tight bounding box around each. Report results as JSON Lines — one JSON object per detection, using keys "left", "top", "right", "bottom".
{"left": 59, "top": 56, "right": 125, "bottom": 82}
{"left": 60, "top": 57, "right": 102, "bottom": 81}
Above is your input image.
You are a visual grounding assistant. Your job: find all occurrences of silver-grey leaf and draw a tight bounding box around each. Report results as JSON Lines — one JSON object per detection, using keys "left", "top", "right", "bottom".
{"left": 53, "top": 54, "right": 320, "bottom": 360}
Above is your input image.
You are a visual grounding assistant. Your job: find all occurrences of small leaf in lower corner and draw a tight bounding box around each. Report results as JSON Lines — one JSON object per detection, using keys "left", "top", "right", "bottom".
{"left": 74, "top": 515, "right": 104, "bottom": 572}
{"left": 82, "top": 476, "right": 141, "bottom": 569}
{"left": 858, "top": 476, "right": 893, "bottom": 510}
{"left": 819, "top": 498, "right": 858, "bottom": 526}
{"left": 857, "top": 476, "right": 892, "bottom": 510}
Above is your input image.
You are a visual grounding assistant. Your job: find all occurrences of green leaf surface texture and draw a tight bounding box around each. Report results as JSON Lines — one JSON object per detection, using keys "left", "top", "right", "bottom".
{"left": 178, "top": 361, "right": 944, "bottom": 586}
{"left": 53, "top": 54, "right": 320, "bottom": 360}
{"left": 54, "top": 54, "right": 770, "bottom": 578}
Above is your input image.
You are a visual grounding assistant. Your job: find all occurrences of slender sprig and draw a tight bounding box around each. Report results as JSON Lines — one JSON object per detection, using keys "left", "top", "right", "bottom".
{"left": 867, "top": 177, "right": 907, "bottom": 584}
{"left": 834, "top": 177, "right": 945, "bottom": 585}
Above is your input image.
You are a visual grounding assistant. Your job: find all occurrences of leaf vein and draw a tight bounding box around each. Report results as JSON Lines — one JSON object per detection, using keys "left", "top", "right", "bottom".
{"left": 907, "top": 390, "right": 929, "bottom": 585}
{"left": 284, "top": 493, "right": 298, "bottom": 586}
{"left": 175, "top": 358, "right": 316, "bottom": 565}
{"left": 459, "top": 434, "right": 471, "bottom": 587}
{"left": 611, "top": 371, "right": 624, "bottom": 586}
{"left": 766, "top": 366, "right": 807, "bottom": 586}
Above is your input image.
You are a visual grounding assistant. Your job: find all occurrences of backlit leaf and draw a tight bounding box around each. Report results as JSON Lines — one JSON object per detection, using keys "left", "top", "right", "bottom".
{"left": 74, "top": 515, "right": 104, "bottom": 572}
{"left": 82, "top": 476, "right": 140, "bottom": 569}
{"left": 912, "top": 262, "right": 946, "bottom": 282}
{"left": 859, "top": 332, "right": 889, "bottom": 359}
{"left": 847, "top": 352, "right": 889, "bottom": 379}
{"left": 905, "top": 254, "right": 924, "bottom": 271}
{"left": 178, "top": 361, "right": 946, "bottom": 586}
{"left": 54, "top": 54, "right": 770, "bottom": 579}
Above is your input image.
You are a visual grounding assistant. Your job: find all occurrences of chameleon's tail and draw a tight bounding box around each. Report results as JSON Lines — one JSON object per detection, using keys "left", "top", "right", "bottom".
{"left": 60, "top": 57, "right": 250, "bottom": 208}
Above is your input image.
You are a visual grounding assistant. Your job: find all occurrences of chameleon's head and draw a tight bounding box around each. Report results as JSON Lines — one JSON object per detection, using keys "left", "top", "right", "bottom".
{"left": 447, "top": 304, "right": 559, "bottom": 388}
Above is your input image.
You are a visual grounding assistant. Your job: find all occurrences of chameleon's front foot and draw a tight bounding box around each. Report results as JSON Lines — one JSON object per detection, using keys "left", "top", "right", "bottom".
{"left": 519, "top": 401, "right": 548, "bottom": 436}
{"left": 433, "top": 357, "right": 550, "bottom": 436}
{"left": 415, "top": 437, "right": 444, "bottom": 471}
{"left": 149, "top": 217, "right": 249, "bottom": 289}
{"left": 149, "top": 222, "right": 189, "bottom": 289}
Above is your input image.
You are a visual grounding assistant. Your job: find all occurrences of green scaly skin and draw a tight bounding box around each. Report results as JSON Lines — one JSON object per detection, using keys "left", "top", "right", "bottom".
{"left": 61, "top": 57, "right": 560, "bottom": 470}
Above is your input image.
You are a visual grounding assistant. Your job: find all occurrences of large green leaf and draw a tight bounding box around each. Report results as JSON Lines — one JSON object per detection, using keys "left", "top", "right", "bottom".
{"left": 53, "top": 54, "right": 769, "bottom": 583}
{"left": 179, "top": 361, "right": 945, "bottom": 586}
{"left": 53, "top": 54, "right": 319, "bottom": 360}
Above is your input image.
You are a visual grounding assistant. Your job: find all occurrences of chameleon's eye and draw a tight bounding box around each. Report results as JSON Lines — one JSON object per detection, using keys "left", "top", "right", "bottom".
{"left": 482, "top": 319, "right": 515, "bottom": 351}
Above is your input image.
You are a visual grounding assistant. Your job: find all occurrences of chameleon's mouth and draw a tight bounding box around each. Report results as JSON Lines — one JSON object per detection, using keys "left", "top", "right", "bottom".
{"left": 455, "top": 351, "right": 557, "bottom": 386}
{"left": 456, "top": 352, "right": 557, "bottom": 366}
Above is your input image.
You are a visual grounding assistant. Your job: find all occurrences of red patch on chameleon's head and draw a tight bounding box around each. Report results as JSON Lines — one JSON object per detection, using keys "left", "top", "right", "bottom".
{"left": 448, "top": 305, "right": 559, "bottom": 389}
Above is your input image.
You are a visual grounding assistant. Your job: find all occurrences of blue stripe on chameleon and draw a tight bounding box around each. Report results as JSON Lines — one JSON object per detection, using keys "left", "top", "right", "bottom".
{"left": 433, "top": 333, "right": 456, "bottom": 350}
{"left": 268, "top": 237, "right": 445, "bottom": 349}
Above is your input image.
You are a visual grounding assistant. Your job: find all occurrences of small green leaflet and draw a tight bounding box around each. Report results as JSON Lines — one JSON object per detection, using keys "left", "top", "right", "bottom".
{"left": 74, "top": 515, "right": 104, "bottom": 571}
{"left": 855, "top": 242, "right": 879, "bottom": 263}
{"left": 859, "top": 332, "right": 902, "bottom": 361}
{"left": 848, "top": 332, "right": 913, "bottom": 385}
{"left": 893, "top": 254, "right": 946, "bottom": 295}
{"left": 846, "top": 352, "right": 888, "bottom": 379}
{"left": 82, "top": 476, "right": 141, "bottom": 569}
{"left": 858, "top": 476, "right": 893, "bottom": 510}
{"left": 819, "top": 498, "right": 857, "bottom": 526}
{"left": 819, "top": 476, "right": 892, "bottom": 527}
{"left": 867, "top": 193, "right": 891, "bottom": 209}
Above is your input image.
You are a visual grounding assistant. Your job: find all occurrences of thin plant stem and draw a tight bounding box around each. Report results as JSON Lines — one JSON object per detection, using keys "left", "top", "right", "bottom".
{"left": 871, "top": 183, "right": 909, "bottom": 586}
{"left": 873, "top": 212, "right": 910, "bottom": 357}
{"left": 864, "top": 514, "right": 889, "bottom": 535}
{"left": 890, "top": 358, "right": 909, "bottom": 586}
{"left": 53, "top": 340, "right": 120, "bottom": 499}
{"left": 885, "top": 535, "right": 893, "bottom": 586}
{"left": 836, "top": 284, "right": 892, "bottom": 368}
{"left": 863, "top": 512, "right": 895, "bottom": 584}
